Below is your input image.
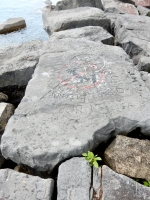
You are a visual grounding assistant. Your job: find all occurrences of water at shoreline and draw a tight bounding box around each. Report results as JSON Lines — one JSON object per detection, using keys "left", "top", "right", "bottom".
{"left": 0, "top": 0, "right": 51, "bottom": 49}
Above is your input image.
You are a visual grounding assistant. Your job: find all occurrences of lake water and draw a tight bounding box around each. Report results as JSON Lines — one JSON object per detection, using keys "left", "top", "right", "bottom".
{"left": 0, "top": 0, "right": 59, "bottom": 49}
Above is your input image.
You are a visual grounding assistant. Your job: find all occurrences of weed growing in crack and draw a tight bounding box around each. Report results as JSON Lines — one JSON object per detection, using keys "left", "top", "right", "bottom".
{"left": 82, "top": 151, "right": 102, "bottom": 168}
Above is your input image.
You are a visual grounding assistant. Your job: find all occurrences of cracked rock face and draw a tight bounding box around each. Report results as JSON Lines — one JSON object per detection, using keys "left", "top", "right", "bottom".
{"left": 42, "top": 7, "right": 110, "bottom": 35}
{"left": 114, "top": 14, "right": 150, "bottom": 64}
{"left": 1, "top": 38, "right": 150, "bottom": 172}
{"left": 104, "top": 135, "right": 150, "bottom": 180}
{"left": 0, "top": 169, "right": 54, "bottom": 200}
{"left": 50, "top": 26, "right": 114, "bottom": 45}
{"left": 0, "top": 40, "right": 44, "bottom": 88}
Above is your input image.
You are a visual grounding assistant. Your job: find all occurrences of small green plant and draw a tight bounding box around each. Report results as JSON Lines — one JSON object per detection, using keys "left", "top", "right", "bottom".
{"left": 82, "top": 151, "right": 102, "bottom": 168}
{"left": 143, "top": 180, "right": 150, "bottom": 187}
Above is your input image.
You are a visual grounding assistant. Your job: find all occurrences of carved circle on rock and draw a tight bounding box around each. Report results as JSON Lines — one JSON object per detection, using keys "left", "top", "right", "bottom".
{"left": 58, "top": 54, "right": 105, "bottom": 90}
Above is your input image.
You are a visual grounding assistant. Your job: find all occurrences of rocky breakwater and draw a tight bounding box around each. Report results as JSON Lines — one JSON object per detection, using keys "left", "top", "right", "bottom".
{"left": 0, "top": 0, "right": 150, "bottom": 199}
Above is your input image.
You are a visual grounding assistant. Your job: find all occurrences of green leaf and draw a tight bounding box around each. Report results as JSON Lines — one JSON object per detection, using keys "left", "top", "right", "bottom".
{"left": 88, "top": 151, "right": 94, "bottom": 158}
{"left": 93, "top": 161, "right": 99, "bottom": 168}
{"left": 82, "top": 153, "right": 87, "bottom": 157}
{"left": 95, "top": 157, "right": 102, "bottom": 161}
{"left": 143, "top": 181, "right": 149, "bottom": 186}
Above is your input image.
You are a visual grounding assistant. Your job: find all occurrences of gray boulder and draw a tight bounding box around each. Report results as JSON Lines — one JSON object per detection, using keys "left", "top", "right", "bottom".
{"left": 137, "top": 56, "right": 150, "bottom": 72}
{"left": 104, "top": 135, "right": 150, "bottom": 180}
{"left": 0, "top": 103, "right": 14, "bottom": 135}
{"left": 101, "top": 0, "right": 138, "bottom": 15}
{"left": 0, "top": 40, "right": 44, "bottom": 89}
{"left": 55, "top": 0, "right": 103, "bottom": 10}
{"left": 0, "top": 169, "right": 54, "bottom": 200}
{"left": 50, "top": 26, "right": 114, "bottom": 45}
{"left": 57, "top": 157, "right": 91, "bottom": 200}
{"left": 1, "top": 38, "right": 150, "bottom": 172}
{"left": 42, "top": 7, "right": 110, "bottom": 35}
{"left": 114, "top": 14, "right": 150, "bottom": 64}
{"left": 137, "top": 5, "right": 150, "bottom": 16}
{"left": 0, "top": 18, "right": 26, "bottom": 34}
{"left": 93, "top": 165, "right": 150, "bottom": 200}
{"left": 0, "top": 93, "right": 8, "bottom": 102}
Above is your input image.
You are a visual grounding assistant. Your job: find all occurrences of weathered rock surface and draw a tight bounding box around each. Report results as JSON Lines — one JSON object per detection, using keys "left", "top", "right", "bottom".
{"left": 57, "top": 157, "right": 91, "bottom": 200}
{"left": 133, "top": 0, "right": 150, "bottom": 7}
{"left": 50, "top": 26, "right": 114, "bottom": 45}
{"left": 0, "top": 93, "right": 8, "bottom": 102}
{"left": 55, "top": 0, "right": 103, "bottom": 10}
{"left": 104, "top": 135, "right": 150, "bottom": 180}
{"left": 93, "top": 165, "right": 150, "bottom": 200}
{"left": 140, "top": 71, "right": 150, "bottom": 90}
{"left": 114, "top": 14, "right": 150, "bottom": 64}
{"left": 138, "top": 5, "right": 150, "bottom": 16}
{"left": 0, "top": 18, "right": 26, "bottom": 34}
{"left": 0, "top": 40, "right": 44, "bottom": 89}
{"left": 42, "top": 7, "right": 110, "bottom": 35}
{"left": 1, "top": 38, "right": 150, "bottom": 172}
{"left": 0, "top": 103, "right": 15, "bottom": 135}
{"left": 137, "top": 56, "right": 150, "bottom": 72}
{"left": 101, "top": 0, "right": 138, "bottom": 15}
{"left": 0, "top": 169, "right": 54, "bottom": 200}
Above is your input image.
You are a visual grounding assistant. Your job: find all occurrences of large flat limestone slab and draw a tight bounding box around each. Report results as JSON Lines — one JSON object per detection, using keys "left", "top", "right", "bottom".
{"left": 1, "top": 38, "right": 150, "bottom": 172}
{"left": 42, "top": 7, "right": 110, "bottom": 35}
{"left": 0, "top": 169, "right": 54, "bottom": 200}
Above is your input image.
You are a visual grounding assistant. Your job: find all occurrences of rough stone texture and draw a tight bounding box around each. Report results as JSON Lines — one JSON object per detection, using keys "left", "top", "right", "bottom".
{"left": 42, "top": 7, "right": 110, "bottom": 35}
{"left": 50, "top": 26, "right": 114, "bottom": 45}
{"left": 0, "top": 93, "right": 8, "bottom": 102}
{"left": 138, "top": 5, "right": 150, "bottom": 16}
{"left": 0, "top": 18, "right": 26, "bottom": 34}
{"left": 137, "top": 56, "right": 150, "bottom": 72}
{"left": 57, "top": 157, "right": 91, "bottom": 200}
{"left": 0, "top": 169, "right": 54, "bottom": 200}
{"left": 55, "top": 0, "right": 103, "bottom": 10}
{"left": 133, "top": 0, "right": 150, "bottom": 7}
{"left": 93, "top": 165, "right": 150, "bottom": 200}
{"left": 1, "top": 38, "right": 150, "bottom": 172}
{"left": 114, "top": 14, "right": 150, "bottom": 64}
{"left": 0, "top": 40, "right": 44, "bottom": 88}
{"left": 101, "top": 0, "right": 139, "bottom": 14}
{"left": 104, "top": 135, "right": 150, "bottom": 180}
{"left": 0, "top": 103, "right": 15, "bottom": 135}
{"left": 140, "top": 71, "right": 150, "bottom": 90}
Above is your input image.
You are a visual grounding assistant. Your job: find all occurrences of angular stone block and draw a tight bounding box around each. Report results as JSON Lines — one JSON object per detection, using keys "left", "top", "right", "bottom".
{"left": 50, "top": 26, "right": 114, "bottom": 45}
{"left": 114, "top": 14, "right": 150, "bottom": 64}
{"left": 101, "top": 0, "right": 139, "bottom": 15}
{"left": 0, "top": 40, "right": 44, "bottom": 88}
{"left": 104, "top": 135, "right": 150, "bottom": 180}
{"left": 0, "top": 169, "right": 54, "bottom": 200}
{"left": 42, "top": 7, "right": 110, "bottom": 35}
{"left": 55, "top": 0, "right": 103, "bottom": 10}
{"left": 0, "top": 18, "right": 26, "bottom": 34}
{"left": 57, "top": 157, "right": 91, "bottom": 200}
{"left": 93, "top": 165, "right": 150, "bottom": 200}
